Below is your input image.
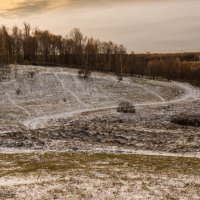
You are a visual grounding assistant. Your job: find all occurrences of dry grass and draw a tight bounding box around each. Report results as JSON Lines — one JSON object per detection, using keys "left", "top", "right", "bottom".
{"left": 0, "top": 152, "right": 200, "bottom": 177}
{"left": 0, "top": 152, "right": 200, "bottom": 199}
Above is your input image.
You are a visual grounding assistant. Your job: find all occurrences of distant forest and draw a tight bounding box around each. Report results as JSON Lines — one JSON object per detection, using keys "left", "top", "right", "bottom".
{"left": 0, "top": 23, "right": 200, "bottom": 84}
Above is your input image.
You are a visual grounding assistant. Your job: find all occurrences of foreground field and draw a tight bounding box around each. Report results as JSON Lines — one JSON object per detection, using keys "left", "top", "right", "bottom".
{"left": 0, "top": 152, "right": 200, "bottom": 199}
{"left": 0, "top": 65, "right": 200, "bottom": 199}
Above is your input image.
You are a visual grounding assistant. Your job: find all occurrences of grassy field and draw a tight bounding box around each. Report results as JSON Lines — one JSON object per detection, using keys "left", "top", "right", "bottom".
{"left": 1, "top": 152, "right": 200, "bottom": 176}
{"left": 0, "top": 152, "right": 200, "bottom": 199}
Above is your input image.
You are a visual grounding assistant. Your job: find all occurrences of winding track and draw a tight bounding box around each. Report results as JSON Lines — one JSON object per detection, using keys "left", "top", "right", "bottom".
{"left": 23, "top": 73, "right": 200, "bottom": 130}
{"left": 1, "top": 66, "right": 199, "bottom": 130}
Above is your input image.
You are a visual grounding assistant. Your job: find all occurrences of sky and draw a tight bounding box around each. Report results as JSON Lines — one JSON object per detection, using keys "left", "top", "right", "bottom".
{"left": 0, "top": 0, "right": 200, "bottom": 53}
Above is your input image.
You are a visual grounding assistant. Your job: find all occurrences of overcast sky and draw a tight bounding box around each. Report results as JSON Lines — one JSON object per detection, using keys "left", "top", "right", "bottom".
{"left": 0, "top": 0, "right": 200, "bottom": 53}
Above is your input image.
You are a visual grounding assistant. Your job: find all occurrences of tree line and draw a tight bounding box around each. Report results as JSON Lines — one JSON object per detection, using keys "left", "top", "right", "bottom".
{"left": 0, "top": 23, "right": 200, "bottom": 83}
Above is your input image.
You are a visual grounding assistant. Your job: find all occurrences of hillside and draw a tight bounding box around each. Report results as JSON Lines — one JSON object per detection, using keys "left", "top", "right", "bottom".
{"left": 0, "top": 65, "right": 200, "bottom": 199}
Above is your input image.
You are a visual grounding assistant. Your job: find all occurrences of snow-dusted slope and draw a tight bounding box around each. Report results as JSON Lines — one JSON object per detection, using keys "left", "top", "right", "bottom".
{"left": 0, "top": 65, "right": 199, "bottom": 131}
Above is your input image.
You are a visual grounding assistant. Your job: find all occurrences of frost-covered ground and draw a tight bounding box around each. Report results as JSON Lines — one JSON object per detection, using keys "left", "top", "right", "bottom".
{"left": 0, "top": 65, "right": 199, "bottom": 131}
{"left": 0, "top": 65, "right": 200, "bottom": 199}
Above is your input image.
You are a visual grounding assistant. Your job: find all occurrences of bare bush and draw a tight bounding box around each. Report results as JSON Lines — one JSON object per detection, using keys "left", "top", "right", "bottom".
{"left": 78, "top": 69, "right": 91, "bottom": 79}
{"left": 117, "top": 74, "right": 123, "bottom": 81}
{"left": 63, "top": 97, "right": 67, "bottom": 102}
{"left": 29, "top": 71, "right": 35, "bottom": 78}
{"left": 16, "top": 88, "right": 21, "bottom": 95}
{"left": 78, "top": 69, "right": 84, "bottom": 78}
{"left": 117, "top": 101, "right": 136, "bottom": 113}
{"left": 171, "top": 115, "right": 200, "bottom": 127}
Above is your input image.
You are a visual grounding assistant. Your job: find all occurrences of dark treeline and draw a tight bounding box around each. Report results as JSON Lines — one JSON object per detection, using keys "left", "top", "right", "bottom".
{"left": 0, "top": 23, "right": 200, "bottom": 83}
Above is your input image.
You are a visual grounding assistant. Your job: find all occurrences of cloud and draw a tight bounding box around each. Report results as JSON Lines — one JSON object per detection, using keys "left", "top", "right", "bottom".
{"left": 0, "top": 0, "right": 68, "bottom": 17}
{"left": 0, "top": 0, "right": 151, "bottom": 18}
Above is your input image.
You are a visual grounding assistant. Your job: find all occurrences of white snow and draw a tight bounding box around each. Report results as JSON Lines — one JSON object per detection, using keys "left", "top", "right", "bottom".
{"left": 1, "top": 65, "right": 199, "bottom": 131}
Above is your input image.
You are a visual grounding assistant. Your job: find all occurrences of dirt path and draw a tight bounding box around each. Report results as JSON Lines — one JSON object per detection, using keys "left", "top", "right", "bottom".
{"left": 23, "top": 106, "right": 116, "bottom": 129}
{"left": 23, "top": 80, "right": 199, "bottom": 130}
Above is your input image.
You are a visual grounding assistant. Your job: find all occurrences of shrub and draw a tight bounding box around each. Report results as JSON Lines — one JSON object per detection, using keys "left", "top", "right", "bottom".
{"left": 29, "top": 71, "right": 35, "bottom": 78}
{"left": 117, "top": 74, "right": 123, "bottom": 81}
{"left": 78, "top": 69, "right": 84, "bottom": 78}
{"left": 84, "top": 70, "right": 91, "bottom": 79}
{"left": 78, "top": 69, "right": 91, "bottom": 79}
{"left": 117, "top": 101, "right": 136, "bottom": 113}
{"left": 171, "top": 115, "right": 200, "bottom": 127}
{"left": 16, "top": 88, "right": 21, "bottom": 95}
{"left": 63, "top": 97, "right": 67, "bottom": 102}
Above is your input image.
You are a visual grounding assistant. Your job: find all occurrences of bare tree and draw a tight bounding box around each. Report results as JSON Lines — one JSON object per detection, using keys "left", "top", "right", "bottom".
{"left": 23, "top": 23, "right": 32, "bottom": 63}
{"left": 11, "top": 26, "right": 23, "bottom": 63}
{"left": 114, "top": 44, "right": 126, "bottom": 81}
{"left": 0, "top": 26, "right": 10, "bottom": 80}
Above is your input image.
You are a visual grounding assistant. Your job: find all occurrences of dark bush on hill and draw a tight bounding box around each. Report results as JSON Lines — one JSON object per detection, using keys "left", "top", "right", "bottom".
{"left": 171, "top": 115, "right": 200, "bottom": 127}
{"left": 29, "top": 71, "right": 35, "bottom": 78}
{"left": 117, "top": 101, "right": 136, "bottom": 113}
{"left": 16, "top": 88, "right": 21, "bottom": 95}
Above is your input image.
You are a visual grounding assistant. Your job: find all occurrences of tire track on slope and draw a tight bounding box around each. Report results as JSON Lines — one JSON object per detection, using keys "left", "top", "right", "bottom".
{"left": 54, "top": 73, "right": 88, "bottom": 108}
{"left": 131, "top": 82, "right": 165, "bottom": 102}
{"left": 22, "top": 79, "right": 199, "bottom": 130}
{"left": 6, "top": 93, "right": 31, "bottom": 116}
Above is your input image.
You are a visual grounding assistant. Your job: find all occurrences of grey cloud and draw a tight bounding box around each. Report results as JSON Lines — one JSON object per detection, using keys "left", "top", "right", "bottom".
{"left": 0, "top": 0, "right": 66, "bottom": 17}
{"left": 0, "top": 0, "right": 155, "bottom": 17}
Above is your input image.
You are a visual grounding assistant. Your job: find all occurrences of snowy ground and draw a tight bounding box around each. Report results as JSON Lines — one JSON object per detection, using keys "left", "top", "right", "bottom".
{"left": 0, "top": 65, "right": 200, "bottom": 199}
{"left": 0, "top": 65, "right": 199, "bottom": 131}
